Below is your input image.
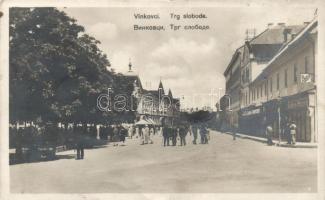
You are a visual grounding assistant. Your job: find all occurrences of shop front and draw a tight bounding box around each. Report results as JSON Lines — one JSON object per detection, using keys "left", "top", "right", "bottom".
{"left": 263, "top": 99, "right": 281, "bottom": 139}
{"left": 283, "top": 90, "right": 316, "bottom": 142}
{"left": 238, "top": 105, "right": 265, "bottom": 137}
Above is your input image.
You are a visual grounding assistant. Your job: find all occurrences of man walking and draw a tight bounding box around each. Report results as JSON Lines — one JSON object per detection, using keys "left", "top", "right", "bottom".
{"left": 289, "top": 121, "right": 297, "bottom": 145}
{"left": 266, "top": 124, "right": 274, "bottom": 146}
{"left": 172, "top": 127, "right": 177, "bottom": 146}
{"left": 162, "top": 125, "right": 169, "bottom": 146}
{"left": 179, "top": 125, "right": 187, "bottom": 146}
{"left": 75, "top": 126, "right": 85, "bottom": 160}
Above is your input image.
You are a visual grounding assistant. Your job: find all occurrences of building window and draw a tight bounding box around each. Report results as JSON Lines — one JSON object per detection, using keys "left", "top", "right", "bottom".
{"left": 260, "top": 85, "right": 263, "bottom": 97}
{"left": 276, "top": 73, "right": 280, "bottom": 90}
{"left": 257, "top": 87, "right": 259, "bottom": 99}
{"left": 294, "top": 63, "right": 298, "bottom": 83}
{"left": 305, "top": 56, "right": 309, "bottom": 73}
{"left": 270, "top": 77, "right": 273, "bottom": 92}
{"left": 285, "top": 69, "right": 288, "bottom": 88}
{"left": 265, "top": 81, "right": 267, "bottom": 96}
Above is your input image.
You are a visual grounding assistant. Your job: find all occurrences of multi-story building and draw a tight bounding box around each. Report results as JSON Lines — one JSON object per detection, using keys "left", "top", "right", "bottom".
{"left": 137, "top": 81, "right": 180, "bottom": 126}
{"left": 238, "top": 23, "right": 305, "bottom": 136}
{"left": 221, "top": 23, "right": 304, "bottom": 130}
{"left": 221, "top": 46, "right": 243, "bottom": 130}
{"left": 246, "top": 18, "right": 317, "bottom": 142}
{"left": 114, "top": 62, "right": 180, "bottom": 126}
{"left": 221, "top": 22, "right": 313, "bottom": 137}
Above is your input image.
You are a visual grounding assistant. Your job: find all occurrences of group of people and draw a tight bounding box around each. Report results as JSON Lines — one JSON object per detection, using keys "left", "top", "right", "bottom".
{"left": 265, "top": 120, "right": 297, "bottom": 146}
{"left": 162, "top": 125, "right": 186, "bottom": 146}
{"left": 161, "top": 123, "right": 210, "bottom": 147}
{"left": 190, "top": 123, "right": 209, "bottom": 145}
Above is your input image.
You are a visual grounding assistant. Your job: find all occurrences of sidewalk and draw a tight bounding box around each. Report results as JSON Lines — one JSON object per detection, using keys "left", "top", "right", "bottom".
{"left": 222, "top": 131, "right": 317, "bottom": 148}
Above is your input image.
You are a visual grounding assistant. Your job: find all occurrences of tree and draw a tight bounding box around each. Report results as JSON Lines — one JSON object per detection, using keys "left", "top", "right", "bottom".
{"left": 9, "top": 8, "right": 114, "bottom": 127}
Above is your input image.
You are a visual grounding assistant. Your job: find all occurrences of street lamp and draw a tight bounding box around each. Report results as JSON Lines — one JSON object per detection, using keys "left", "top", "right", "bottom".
{"left": 277, "top": 96, "right": 282, "bottom": 146}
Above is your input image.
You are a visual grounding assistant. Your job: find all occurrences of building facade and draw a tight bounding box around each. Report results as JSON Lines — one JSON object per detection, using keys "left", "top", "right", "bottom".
{"left": 115, "top": 63, "right": 180, "bottom": 126}
{"left": 221, "top": 46, "right": 243, "bottom": 130}
{"left": 247, "top": 19, "right": 317, "bottom": 142}
{"left": 221, "top": 19, "right": 317, "bottom": 142}
{"left": 137, "top": 81, "right": 180, "bottom": 126}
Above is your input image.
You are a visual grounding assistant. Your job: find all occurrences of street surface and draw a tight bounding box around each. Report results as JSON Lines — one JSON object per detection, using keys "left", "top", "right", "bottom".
{"left": 10, "top": 130, "right": 317, "bottom": 193}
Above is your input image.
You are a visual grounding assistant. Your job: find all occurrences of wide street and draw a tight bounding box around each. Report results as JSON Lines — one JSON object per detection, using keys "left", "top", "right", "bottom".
{"left": 10, "top": 130, "right": 317, "bottom": 193}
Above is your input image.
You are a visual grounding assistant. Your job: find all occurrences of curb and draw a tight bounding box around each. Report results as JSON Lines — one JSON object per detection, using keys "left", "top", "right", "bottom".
{"left": 222, "top": 131, "right": 317, "bottom": 148}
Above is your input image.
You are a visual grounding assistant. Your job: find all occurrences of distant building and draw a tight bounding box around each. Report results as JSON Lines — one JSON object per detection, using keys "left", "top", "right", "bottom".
{"left": 115, "top": 61, "right": 180, "bottom": 126}
{"left": 137, "top": 81, "right": 180, "bottom": 126}
{"left": 221, "top": 45, "right": 243, "bottom": 130}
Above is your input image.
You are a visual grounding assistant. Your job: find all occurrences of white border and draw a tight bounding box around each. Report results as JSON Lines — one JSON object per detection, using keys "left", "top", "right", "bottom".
{"left": 1, "top": 1, "right": 324, "bottom": 200}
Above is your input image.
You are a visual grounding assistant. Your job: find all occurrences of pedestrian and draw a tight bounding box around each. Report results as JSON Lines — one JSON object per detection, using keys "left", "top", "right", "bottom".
{"left": 148, "top": 125, "right": 154, "bottom": 144}
{"left": 265, "top": 124, "right": 274, "bottom": 146}
{"left": 112, "top": 125, "right": 120, "bottom": 146}
{"left": 119, "top": 125, "right": 127, "bottom": 145}
{"left": 179, "top": 125, "right": 187, "bottom": 146}
{"left": 199, "top": 123, "right": 208, "bottom": 144}
{"left": 150, "top": 126, "right": 155, "bottom": 137}
{"left": 191, "top": 124, "right": 198, "bottom": 144}
{"left": 172, "top": 127, "right": 177, "bottom": 146}
{"left": 128, "top": 125, "right": 134, "bottom": 139}
{"left": 162, "top": 125, "right": 169, "bottom": 146}
{"left": 205, "top": 127, "right": 209, "bottom": 144}
{"left": 135, "top": 126, "right": 139, "bottom": 138}
{"left": 289, "top": 121, "right": 297, "bottom": 145}
{"left": 75, "top": 127, "right": 85, "bottom": 160}
{"left": 143, "top": 124, "right": 150, "bottom": 145}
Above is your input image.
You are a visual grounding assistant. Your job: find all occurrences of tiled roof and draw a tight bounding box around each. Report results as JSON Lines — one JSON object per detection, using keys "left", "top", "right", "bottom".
{"left": 250, "top": 25, "right": 304, "bottom": 45}
{"left": 249, "top": 25, "right": 305, "bottom": 62}
{"left": 252, "top": 18, "right": 317, "bottom": 84}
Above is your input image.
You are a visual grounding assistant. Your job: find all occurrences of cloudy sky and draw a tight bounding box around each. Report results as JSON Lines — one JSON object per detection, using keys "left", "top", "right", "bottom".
{"left": 62, "top": 6, "right": 316, "bottom": 109}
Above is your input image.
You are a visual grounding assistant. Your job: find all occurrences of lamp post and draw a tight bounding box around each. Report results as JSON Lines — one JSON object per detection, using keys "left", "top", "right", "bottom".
{"left": 277, "top": 96, "right": 282, "bottom": 145}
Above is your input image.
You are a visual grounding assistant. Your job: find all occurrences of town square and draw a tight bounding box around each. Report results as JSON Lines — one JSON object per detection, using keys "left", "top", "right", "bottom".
{"left": 5, "top": 4, "right": 320, "bottom": 195}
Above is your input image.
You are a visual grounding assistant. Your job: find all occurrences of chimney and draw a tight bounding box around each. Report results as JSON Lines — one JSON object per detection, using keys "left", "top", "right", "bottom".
{"left": 245, "top": 28, "right": 256, "bottom": 41}
{"left": 283, "top": 28, "right": 291, "bottom": 42}
{"left": 278, "top": 22, "right": 286, "bottom": 27}
{"left": 267, "top": 23, "right": 274, "bottom": 28}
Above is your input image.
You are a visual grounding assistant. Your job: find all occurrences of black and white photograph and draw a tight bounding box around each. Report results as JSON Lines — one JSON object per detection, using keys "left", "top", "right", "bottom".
{"left": 1, "top": 1, "right": 325, "bottom": 199}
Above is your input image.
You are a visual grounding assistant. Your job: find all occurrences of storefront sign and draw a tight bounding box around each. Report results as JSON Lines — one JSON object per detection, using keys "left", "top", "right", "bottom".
{"left": 241, "top": 108, "right": 261, "bottom": 116}
{"left": 287, "top": 95, "right": 308, "bottom": 110}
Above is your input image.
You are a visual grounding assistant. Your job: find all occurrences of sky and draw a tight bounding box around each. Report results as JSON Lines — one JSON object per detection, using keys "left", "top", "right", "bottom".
{"left": 62, "top": 6, "right": 316, "bottom": 109}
